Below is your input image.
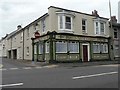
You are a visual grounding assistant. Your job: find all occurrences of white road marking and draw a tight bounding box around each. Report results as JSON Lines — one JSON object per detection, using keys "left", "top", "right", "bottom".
{"left": 23, "top": 67, "right": 32, "bottom": 70}
{"left": 9, "top": 68, "right": 19, "bottom": 70}
{"left": 0, "top": 83, "right": 23, "bottom": 88}
{"left": 0, "top": 68, "right": 7, "bottom": 71}
{"left": 35, "top": 67, "right": 42, "bottom": 69}
{"left": 72, "top": 71, "right": 118, "bottom": 80}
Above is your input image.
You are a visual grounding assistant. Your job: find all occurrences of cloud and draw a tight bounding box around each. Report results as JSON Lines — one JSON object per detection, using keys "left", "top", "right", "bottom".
{"left": 0, "top": 0, "right": 119, "bottom": 38}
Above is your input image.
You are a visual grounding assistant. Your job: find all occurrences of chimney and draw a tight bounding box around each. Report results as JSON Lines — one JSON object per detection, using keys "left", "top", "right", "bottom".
{"left": 17, "top": 25, "right": 22, "bottom": 30}
{"left": 92, "top": 10, "right": 99, "bottom": 17}
{"left": 111, "top": 16, "right": 117, "bottom": 23}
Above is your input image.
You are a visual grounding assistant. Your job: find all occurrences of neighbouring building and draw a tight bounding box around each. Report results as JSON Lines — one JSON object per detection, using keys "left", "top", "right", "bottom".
{"left": 110, "top": 16, "right": 120, "bottom": 60}
{"left": 0, "top": 34, "right": 8, "bottom": 58}
{"left": 118, "top": 1, "right": 120, "bottom": 23}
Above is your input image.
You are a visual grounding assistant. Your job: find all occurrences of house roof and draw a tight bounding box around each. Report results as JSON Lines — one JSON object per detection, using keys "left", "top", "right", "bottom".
{"left": 7, "top": 13, "right": 49, "bottom": 39}
{"left": 48, "top": 6, "right": 109, "bottom": 20}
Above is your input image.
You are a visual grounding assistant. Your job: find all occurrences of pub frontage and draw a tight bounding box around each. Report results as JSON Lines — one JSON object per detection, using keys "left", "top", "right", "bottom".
{"left": 31, "top": 31, "right": 110, "bottom": 63}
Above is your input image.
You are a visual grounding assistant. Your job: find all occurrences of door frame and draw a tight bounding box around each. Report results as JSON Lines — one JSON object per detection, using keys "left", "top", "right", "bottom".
{"left": 82, "top": 43, "right": 90, "bottom": 62}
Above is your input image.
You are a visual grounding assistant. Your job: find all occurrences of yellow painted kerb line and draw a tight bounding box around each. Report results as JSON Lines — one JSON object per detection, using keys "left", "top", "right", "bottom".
{"left": 0, "top": 64, "right": 3, "bottom": 68}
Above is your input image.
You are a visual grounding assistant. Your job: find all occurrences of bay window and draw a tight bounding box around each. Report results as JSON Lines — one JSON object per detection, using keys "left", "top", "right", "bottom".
{"left": 58, "top": 15, "right": 73, "bottom": 32}
{"left": 94, "top": 20, "right": 106, "bottom": 35}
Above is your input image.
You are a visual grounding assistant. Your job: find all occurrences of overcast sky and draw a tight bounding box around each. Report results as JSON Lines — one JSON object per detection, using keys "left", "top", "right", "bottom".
{"left": 0, "top": 0, "right": 119, "bottom": 38}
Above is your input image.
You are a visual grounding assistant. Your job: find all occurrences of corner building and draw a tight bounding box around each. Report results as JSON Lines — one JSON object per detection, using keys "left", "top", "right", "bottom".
{"left": 32, "top": 6, "right": 110, "bottom": 63}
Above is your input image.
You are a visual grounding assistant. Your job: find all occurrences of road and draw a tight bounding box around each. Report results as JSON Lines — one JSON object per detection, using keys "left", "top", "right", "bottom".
{"left": 0, "top": 58, "right": 119, "bottom": 88}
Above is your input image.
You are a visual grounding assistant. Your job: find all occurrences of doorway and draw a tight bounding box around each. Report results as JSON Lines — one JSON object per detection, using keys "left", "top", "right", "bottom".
{"left": 82, "top": 44, "right": 90, "bottom": 62}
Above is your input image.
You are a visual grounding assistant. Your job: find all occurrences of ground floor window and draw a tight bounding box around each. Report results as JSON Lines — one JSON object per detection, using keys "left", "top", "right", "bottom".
{"left": 46, "top": 42, "right": 49, "bottom": 53}
{"left": 93, "top": 43, "right": 108, "bottom": 53}
{"left": 34, "top": 44, "right": 37, "bottom": 54}
{"left": 56, "top": 41, "right": 67, "bottom": 53}
{"left": 93, "top": 43, "right": 100, "bottom": 53}
{"left": 39, "top": 44, "right": 43, "bottom": 54}
{"left": 114, "top": 45, "right": 119, "bottom": 57}
{"left": 56, "top": 41, "right": 79, "bottom": 53}
{"left": 68, "top": 42, "right": 79, "bottom": 53}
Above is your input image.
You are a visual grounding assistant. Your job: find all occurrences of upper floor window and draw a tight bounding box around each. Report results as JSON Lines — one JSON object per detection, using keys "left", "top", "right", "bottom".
{"left": 100, "top": 22, "right": 105, "bottom": 35}
{"left": 27, "top": 28, "right": 30, "bottom": 37}
{"left": 114, "top": 29, "right": 118, "bottom": 39}
{"left": 58, "top": 15, "right": 73, "bottom": 32}
{"left": 26, "top": 47, "right": 29, "bottom": 55}
{"left": 82, "top": 19, "right": 87, "bottom": 33}
{"left": 20, "top": 32, "right": 23, "bottom": 41}
{"left": 94, "top": 20, "right": 106, "bottom": 35}
{"left": 42, "top": 19, "right": 46, "bottom": 33}
{"left": 95, "top": 22, "right": 99, "bottom": 34}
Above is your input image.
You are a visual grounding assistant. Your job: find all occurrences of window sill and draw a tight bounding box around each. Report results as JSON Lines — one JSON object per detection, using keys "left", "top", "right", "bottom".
{"left": 58, "top": 29, "right": 74, "bottom": 33}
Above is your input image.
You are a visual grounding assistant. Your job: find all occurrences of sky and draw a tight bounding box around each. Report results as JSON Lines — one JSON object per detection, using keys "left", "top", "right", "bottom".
{"left": 0, "top": 0, "right": 119, "bottom": 39}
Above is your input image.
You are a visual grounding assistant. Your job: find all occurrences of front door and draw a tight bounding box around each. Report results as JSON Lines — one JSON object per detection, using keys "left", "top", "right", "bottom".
{"left": 83, "top": 45, "right": 88, "bottom": 62}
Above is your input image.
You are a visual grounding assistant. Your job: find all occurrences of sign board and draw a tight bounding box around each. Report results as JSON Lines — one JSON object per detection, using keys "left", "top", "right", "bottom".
{"left": 34, "top": 31, "right": 40, "bottom": 38}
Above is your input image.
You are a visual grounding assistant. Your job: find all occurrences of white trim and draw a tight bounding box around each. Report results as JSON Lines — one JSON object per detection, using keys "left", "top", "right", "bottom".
{"left": 58, "top": 15, "right": 74, "bottom": 33}
{"left": 82, "top": 43, "right": 90, "bottom": 62}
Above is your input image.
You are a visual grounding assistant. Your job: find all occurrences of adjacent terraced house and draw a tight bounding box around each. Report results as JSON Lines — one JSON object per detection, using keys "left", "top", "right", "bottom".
{"left": 1, "top": 6, "right": 114, "bottom": 63}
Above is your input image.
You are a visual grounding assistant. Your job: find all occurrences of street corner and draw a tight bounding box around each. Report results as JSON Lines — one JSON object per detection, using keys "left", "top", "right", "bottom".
{"left": 0, "top": 64, "right": 3, "bottom": 69}
{"left": 43, "top": 64, "right": 59, "bottom": 68}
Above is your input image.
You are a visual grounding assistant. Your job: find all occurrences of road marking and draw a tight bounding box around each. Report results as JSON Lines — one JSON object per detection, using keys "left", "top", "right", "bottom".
{"left": 43, "top": 65, "right": 58, "bottom": 68}
{"left": 35, "top": 67, "right": 42, "bottom": 69}
{"left": 0, "top": 83, "right": 23, "bottom": 88}
{"left": 72, "top": 71, "right": 118, "bottom": 80}
{"left": 0, "top": 68, "right": 7, "bottom": 71}
{"left": 23, "top": 67, "right": 32, "bottom": 70}
{"left": 9, "top": 68, "right": 19, "bottom": 70}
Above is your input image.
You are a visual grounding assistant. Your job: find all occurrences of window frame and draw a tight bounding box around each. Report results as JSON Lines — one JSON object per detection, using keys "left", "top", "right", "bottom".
{"left": 58, "top": 15, "right": 73, "bottom": 32}
{"left": 82, "top": 19, "right": 87, "bottom": 33}
{"left": 56, "top": 41, "right": 67, "bottom": 53}
{"left": 68, "top": 42, "right": 79, "bottom": 53}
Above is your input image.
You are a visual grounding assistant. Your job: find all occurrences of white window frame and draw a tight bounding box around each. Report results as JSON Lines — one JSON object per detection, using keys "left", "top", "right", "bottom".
{"left": 68, "top": 42, "right": 79, "bottom": 53}
{"left": 34, "top": 44, "right": 37, "bottom": 54}
{"left": 93, "top": 43, "right": 100, "bottom": 53}
{"left": 26, "top": 47, "right": 29, "bottom": 56}
{"left": 39, "top": 44, "right": 43, "bottom": 54}
{"left": 27, "top": 28, "right": 30, "bottom": 38}
{"left": 94, "top": 20, "right": 106, "bottom": 35}
{"left": 58, "top": 15, "right": 73, "bottom": 32}
{"left": 20, "top": 32, "right": 23, "bottom": 41}
{"left": 46, "top": 42, "right": 49, "bottom": 53}
{"left": 82, "top": 19, "right": 87, "bottom": 33}
{"left": 56, "top": 41, "right": 67, "bottom": 53}
{"left": 42, "top": 19, "right": 46, "bottom": 33}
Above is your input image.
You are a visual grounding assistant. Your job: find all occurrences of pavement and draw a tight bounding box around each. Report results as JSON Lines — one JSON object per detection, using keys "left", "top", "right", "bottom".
{"left": 1, "top": 58, "right": 119, "bottom": 68}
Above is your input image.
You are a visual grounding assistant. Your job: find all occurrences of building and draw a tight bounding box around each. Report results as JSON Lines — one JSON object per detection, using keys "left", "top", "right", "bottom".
{"left": 0, "top": 34, "right": 8, "bottom": 58}
{"left": 110, "top": 16, "right": 120, "bottom": 60}
{"left": 5, "top": 6, "right": 111, "bottom": 63}
{"left": 118, "top": 1, "right": 120, "bottom": 23}
{"left": 31, "top": 6, "right": 110, "bottom": 63}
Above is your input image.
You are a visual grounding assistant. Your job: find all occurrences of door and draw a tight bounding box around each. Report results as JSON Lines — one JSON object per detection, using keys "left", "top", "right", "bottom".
{"left": 83, "top": 45, "right": 88, "bottom": 62}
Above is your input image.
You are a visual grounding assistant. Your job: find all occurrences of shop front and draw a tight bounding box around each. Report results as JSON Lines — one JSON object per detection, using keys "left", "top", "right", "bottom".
{"left": 31, "top": 31, "right": 110, "bottom": 63}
